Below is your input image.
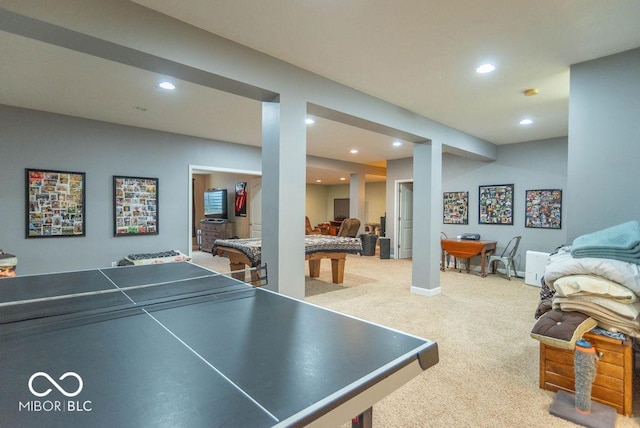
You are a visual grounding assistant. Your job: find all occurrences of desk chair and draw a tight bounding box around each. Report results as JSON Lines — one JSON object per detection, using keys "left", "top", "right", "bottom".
{"left": 488, "top": 236, "right": 521, "bottom": 280}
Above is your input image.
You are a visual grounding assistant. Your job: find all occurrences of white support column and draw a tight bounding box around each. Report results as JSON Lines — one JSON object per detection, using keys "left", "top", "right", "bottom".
{"left": 349, "top": 173, "right": 366, "bottom": 234}
{"left": 411, "top": 141, "right": 442, "bottom": 296}
{"left": 261, "top": 96, "right": 307, "bottom": 299}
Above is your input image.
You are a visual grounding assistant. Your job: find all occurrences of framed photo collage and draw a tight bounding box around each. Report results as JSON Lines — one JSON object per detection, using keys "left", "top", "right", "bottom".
{"left": 443, "top": 185, "right": 562, "bottom": 229}
{"left": 25, "top": 168, "right": 159, "bottom": 238}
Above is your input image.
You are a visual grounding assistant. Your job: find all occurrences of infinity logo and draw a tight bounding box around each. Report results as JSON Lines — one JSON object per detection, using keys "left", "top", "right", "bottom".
{"left": 28, "top": 372, "right": 83, "bottom": 398}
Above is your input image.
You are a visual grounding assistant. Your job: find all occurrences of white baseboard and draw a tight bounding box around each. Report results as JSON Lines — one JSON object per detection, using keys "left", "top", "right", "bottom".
{"left": 410, "top": 286, "right": 441, "bottom": 297}
{"left": 491, "top": 267, "right": 525, "bottom": 279}
{"left": 444, "top": 262, "right": 524, "bottom": 279}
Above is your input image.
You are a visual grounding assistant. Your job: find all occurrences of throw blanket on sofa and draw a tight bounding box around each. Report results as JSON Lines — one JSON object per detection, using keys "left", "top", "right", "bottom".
{"left": 571, "top": 220, "right": 640, "bottom": 264}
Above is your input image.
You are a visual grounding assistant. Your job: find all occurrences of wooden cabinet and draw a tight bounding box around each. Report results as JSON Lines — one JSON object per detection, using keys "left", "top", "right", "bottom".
{"left": 200, "top": 221, "right": 234, "bottom": 253}
{"left": 539, "top": 331, "right": 633, "bottom": 416}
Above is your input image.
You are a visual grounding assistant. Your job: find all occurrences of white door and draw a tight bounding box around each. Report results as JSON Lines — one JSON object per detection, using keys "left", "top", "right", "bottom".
{"left": 398, "top": 182, "right": 413, "bottom": 259}
{"left": 249, "top": 178, "right": 262, "bottom": 238}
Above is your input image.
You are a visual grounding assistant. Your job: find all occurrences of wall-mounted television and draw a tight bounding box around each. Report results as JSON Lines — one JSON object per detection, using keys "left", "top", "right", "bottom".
{"left": 204, "top": 188, "right": 228, "bottom": 219}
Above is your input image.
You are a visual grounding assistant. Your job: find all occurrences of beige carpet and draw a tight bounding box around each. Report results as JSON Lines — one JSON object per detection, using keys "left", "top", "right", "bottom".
{"left": 191, "top": 250, "right": 640, "bottom": 427}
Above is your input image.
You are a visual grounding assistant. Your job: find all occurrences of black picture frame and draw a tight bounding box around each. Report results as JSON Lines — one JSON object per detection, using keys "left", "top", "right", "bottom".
{"left": 443, "top": 191, "right": 469, "bottom": 224}
{"left": 525, "top": 189, "right": 562, "bottom": 229}
{"left": 478, "top": 184, "right": 514, "bottom": 225}
{"left": 26, "top": 168, "right": 86, "bottom": 238}
{"left": 113, "top": 176, "right": 158, "bottom": 236}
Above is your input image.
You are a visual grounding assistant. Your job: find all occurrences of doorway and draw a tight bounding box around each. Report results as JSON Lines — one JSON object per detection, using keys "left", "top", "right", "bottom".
{"left": 248, "top": 178, "right": 262, "bottom": 238}
{"left": 188, "top": 165, "right": 261, "bottom": 255}
{"left": 396, "top": 180, "right": 413, "bottom": 259}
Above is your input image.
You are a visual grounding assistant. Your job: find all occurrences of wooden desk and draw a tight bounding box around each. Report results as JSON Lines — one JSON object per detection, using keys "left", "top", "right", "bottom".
{"left": 440, "top": 239, "right": 497, "bottom": 277}
{"left": 213, "top": 236, "right": 362, "bottom": 284}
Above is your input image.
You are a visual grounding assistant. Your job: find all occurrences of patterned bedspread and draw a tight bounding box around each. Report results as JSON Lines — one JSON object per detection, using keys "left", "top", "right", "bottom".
{"left": 213, "top": 235, "right": 363, "bottom": 267}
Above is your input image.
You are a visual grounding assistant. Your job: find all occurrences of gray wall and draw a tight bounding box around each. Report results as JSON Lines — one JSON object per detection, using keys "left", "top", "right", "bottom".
{"left": 1, "top": 1, "right": 496, "bottom": 297}
{"left": 387, "top": 137, "right": 569, "bottom": 271}
{"left": 0, "top": 105, "right": 261, "bottom": 275}
{"left": 566, "top": 47, "right": 640, "bottom": 239}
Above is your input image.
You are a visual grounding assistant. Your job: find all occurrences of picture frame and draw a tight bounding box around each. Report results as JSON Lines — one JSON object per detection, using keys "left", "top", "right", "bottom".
{"left": 26, "top": 168, "right": 86, "bottom": 238}
{"left": 443, "top": 191, "right": 468, "bottom": 224}
{"left": 525, "top": 189, "right": 562, "bottom": 229}
{"left": 235, "top": 182, "right": 247, "bottom": 217}
{"left": 478, "top": 184, "right": 514, "bottom": 225}
{"left": 113, "top": 176, "right": 158, "bottom": 236}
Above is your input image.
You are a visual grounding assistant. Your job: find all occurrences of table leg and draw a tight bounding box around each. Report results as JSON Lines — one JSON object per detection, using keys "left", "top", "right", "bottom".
{"left": 480, "top": 249, "right": 487, "bottom": 277}
{"left": 440, "top": 249, "right": 445, "bottom": 271}
{"left": 229, "top": 261, "right": 246, "bottom": 281}
{"left": 250, "top": 267, "right": 261, "bottom": 286}
{"left": 331, "top": 258, "right": 345, "bottom": 284}
{"left": 352, "top": 407, "right": 372, "bottom": 428}
{"left": 308, "top": 259, "right": 321, "bottom": 278}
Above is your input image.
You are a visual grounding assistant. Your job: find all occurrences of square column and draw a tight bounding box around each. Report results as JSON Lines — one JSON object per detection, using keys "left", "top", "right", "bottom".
{"left": 261, "top": 96, "right": 307, "bottom": 299}
{"left": 411, "top": 141, "right": 442, "bottom": 296}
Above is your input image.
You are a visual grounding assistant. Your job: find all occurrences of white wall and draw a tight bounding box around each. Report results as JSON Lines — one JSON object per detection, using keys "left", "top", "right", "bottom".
{"left": 305, "top": 184, "right": 329, "bottom": 226}
{"left": 364, "top": 182, "right": 386, "bottom": 226}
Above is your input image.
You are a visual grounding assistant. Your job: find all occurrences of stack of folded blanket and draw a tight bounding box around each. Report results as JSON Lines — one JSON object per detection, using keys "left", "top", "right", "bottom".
{"left": 570, "top": 220, "right": 640, "bottom": 264}
{"left": 535, "top": 221, "right": 640, "bottom": 339}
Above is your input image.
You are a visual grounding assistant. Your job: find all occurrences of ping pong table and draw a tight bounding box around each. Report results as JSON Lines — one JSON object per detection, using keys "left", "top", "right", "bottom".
{"left": 0, "top": 262, "right": 438, "bottom": 427}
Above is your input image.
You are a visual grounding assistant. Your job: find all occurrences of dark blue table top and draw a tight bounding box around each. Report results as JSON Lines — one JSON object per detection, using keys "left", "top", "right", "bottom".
{"left": 0, "top": 262, "right": 437, "bottom": 427}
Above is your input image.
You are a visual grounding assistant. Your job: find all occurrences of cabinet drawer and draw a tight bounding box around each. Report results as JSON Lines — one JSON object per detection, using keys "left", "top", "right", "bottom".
{"left": 202, "top": 231, "right": 225, "bottom": 239}
{"left": 199, "top": 222, "right": 234, "bottom": 252}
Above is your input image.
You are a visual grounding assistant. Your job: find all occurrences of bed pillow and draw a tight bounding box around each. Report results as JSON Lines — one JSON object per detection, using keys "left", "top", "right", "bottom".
{"left": 530, "top": 309, "right": 597, "bottom": 350}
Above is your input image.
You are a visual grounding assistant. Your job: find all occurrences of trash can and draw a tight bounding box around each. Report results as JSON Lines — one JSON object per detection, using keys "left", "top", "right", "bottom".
{"left": 359, "top": 234, "right": 377, "bottom": 256}
{"left": 0, "top": 251, "right": 17, "bottom": 277}
{"left": 379, "top": 237, "right": 391, "bottom": 259}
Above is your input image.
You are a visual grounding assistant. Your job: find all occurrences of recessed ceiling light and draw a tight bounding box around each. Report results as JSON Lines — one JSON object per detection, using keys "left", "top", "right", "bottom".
{"left": 350, "top": 149, "right": 358, "bottom": 154}
{"left": 476, "top": 64, "right": 496, "bottom": 74}
{"left": 305, "top": 118, "right": 315, "bottom": 125}
{"left": 340, "top": 177, "right": 346, "bottom": 181}
{"left": 519, "top": 118, "right": 533, "bottom": 125}
{"left": 315, "top": 179, "right": 322, "bottom": 183}
{"left": 158, "top": 81, "right": 175, "bottom": 90}
{"left": 393, "top": 140, "right": 402, "bottom": 147}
